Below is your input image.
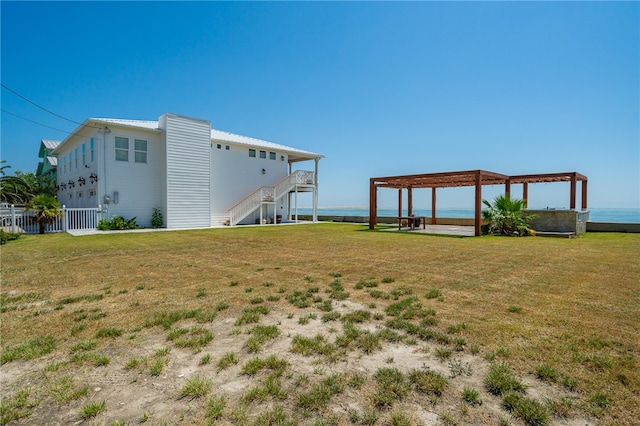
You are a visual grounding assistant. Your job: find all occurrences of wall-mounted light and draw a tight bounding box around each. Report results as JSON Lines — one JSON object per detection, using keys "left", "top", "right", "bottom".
{"left": 90, "top": 173, "right": 98, "bottom": 183}
{"left": 78, "top": 177, "right": 86, "bottom": 186}
{"left": 261, "top": 168, "right": 266, "bottom": 174}
{"left": 68, "top": 180, "right": 75, "bottom": 188}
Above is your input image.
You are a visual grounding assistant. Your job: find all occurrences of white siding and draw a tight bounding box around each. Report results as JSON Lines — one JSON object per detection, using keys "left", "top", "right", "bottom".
{"left": 162, "top": 114, "right": 211, "bottom": 228}
{"left": 210, "top": 142, "right": 289, "bottom": 217}
{"left": 56, "top": 129, "right": 102, "bottom": 209}
{"left": 102, "top": 127, "right": 164, "bottom": 227}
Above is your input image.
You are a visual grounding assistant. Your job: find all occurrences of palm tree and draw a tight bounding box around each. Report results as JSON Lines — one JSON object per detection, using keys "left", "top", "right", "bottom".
{"left": 482, "top": 195, "right": 536, "bottom": 236}
{"left": 0, "top": 161, "right": 37, "bottom": 205}
{"left": 25, "top": 194, "right": 62, "bottom": 234}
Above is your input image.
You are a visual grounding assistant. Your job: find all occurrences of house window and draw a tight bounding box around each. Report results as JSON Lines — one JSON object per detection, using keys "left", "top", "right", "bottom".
{"left": 281, "top": 155, "right": 285, "bottom": 161}
{"left": 225, "top": 145, "right": 230, "bottom": 150}
{"left": 63, "top": 156, "right": 66, "bottom": 174}
{"left": 77, "top": 191, "right": 83, "bottom": 198}
{"left": 89, "top": 190, "right": 95, "bottom": 197}
{"left": 249, "top": 149, "right": 256, "bottom": 158}
{"left": 269, "top": 152, "right": 276, "bottom": 160}
{"left": 134, "top": 139, "right": 147, "bottom": 163}
{"left": 68, "top": 153, "right": 72, "bottom": 171}
{"left": 82, "top": 143, "right": 86, "bottom": 166}
{"left": 115, "top": 137, "right": 129, "bottom": 161}
{"left": 74, "top": 148, "right": 78, "bottom": 168}
{"left": 90, "top": 138, "right": 95, "bottom": 162}
{"left": 217, "top": 144, "right": 222, "bottom": 149}
{"left": 259, "top": 150, "right": 266, "bottom": 159}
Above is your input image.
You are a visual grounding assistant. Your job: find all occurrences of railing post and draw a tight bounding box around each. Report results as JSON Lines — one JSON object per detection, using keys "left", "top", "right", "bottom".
{"left": 10, "top": 204, "right": 16, "bottom": 233}
{"left": 62, "top": 205, "right": 68, "bottom": 232}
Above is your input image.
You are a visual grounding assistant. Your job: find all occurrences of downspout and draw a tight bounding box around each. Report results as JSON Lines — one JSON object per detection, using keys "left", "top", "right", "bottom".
{"left": 102, "top": 126, "right": 111, "bottom": 214}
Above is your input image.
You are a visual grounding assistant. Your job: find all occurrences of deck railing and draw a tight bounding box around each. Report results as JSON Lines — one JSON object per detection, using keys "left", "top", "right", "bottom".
{"left": 1, "top": 205, "right": 101, "bottom": 234}
{"left": 228, "top": 170, "right": 315, "bottom": 225}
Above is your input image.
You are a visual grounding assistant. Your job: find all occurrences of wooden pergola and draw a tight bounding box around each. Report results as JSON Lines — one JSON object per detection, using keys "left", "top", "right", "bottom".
{"left": 369, "top": 170, "right": 588, "bottom": 236}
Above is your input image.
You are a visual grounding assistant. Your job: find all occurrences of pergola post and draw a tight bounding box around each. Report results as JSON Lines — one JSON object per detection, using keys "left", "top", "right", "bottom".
{"left": 505, "top": 179, "right": 511, "bottom": 200}
{"left": 523, "top": 182, "right": 529, "bottom": 209}
{"left": 369, "top": 179, "right": 376, "bottom": 229}
{"left": 431, "top": 187, "right": 437, "bottom": 225}
{"left": 581, "top": 179, "right": 588, "bottom": 210}
{"left": 407, "top": 187, "right": 413, "bottom": 216}
{"left": 474, "top": 171, "right": 482, "bottom": 236}
{"left": 397, "top": 188, "right": 403, "bottom": 218}
{"left": 570, "top": 173, "right": 577, "bottom": 210}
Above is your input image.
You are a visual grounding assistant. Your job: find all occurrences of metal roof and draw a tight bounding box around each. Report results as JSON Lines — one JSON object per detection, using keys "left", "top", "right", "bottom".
{"left": 41, "top": 139, "right": 61, "bottom": 150}
{"left": 91, "top": 118, "right": 322, "bottom": 162}
{"left": 46, "top": 156, "right": 58, "bottom": 166}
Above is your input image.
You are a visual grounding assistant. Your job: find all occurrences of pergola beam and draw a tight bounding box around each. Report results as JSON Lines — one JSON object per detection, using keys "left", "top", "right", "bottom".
{"left": 368, "top": 169, "right": 588, "bottom": 232}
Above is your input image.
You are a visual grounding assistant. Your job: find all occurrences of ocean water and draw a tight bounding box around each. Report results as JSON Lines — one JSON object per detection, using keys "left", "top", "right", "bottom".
{"left": 292, "top": 207, "right": 640, "bottom": 223}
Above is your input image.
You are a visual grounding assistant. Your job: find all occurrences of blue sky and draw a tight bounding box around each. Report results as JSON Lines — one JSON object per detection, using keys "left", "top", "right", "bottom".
{"left": 2, "top": 1, "right": 638, "bottom": 209}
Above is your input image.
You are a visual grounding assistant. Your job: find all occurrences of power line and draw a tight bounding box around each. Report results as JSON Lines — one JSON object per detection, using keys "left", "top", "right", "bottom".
{"left": 1, "top": 108, "right": 74, "bottom": 134}
{"left": 1, "top": 83, "right": 101, "bottom": 130}
{"left": 1, "top": 108, "right": 96, "bottom": 141}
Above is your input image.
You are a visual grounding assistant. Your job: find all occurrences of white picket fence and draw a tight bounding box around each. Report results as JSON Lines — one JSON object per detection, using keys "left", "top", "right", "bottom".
{"left": 0, "top": 205, "right": 101, "bottom": 234}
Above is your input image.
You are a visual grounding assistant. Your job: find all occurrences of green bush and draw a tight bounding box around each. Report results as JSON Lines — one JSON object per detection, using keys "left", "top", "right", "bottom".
{"left": 482, "top": 195, "right": 536, "bottom": 236}
{"left": 0, "top": 229, "right": 21, "bottom": 245}
{"left": 97, "top": 215, "right": 137, "bottom": 231}
{"left": 151, "top": 207, "right": 163, "bottom": 228}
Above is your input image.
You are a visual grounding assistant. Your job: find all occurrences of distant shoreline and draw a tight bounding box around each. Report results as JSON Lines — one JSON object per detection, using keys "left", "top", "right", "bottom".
{"left": 291, "top": 207, "right": 640, "bottom": 223}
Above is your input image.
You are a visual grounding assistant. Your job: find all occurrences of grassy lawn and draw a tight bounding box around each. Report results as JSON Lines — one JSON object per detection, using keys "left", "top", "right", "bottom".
{"left": 1, "top": 224, "right": 638, "bottom": 425}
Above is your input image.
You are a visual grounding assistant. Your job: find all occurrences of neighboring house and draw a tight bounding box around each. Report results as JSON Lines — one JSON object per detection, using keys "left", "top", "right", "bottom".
{"left": 36, "top": 139, "right": 60, "bottom": 179}
{"left": 52, "top": 113, "right": 323, "bottom": 228}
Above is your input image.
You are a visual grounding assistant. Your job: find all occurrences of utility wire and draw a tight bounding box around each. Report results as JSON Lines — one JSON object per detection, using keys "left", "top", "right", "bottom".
{"left": 1, "top": 83, "right": 101, "bottom": 130}
{"left": 1, "top": 108, "right": 74, "bottom": 134}
{"left": 1, "top": 108, "right": 96, "bottom": 141}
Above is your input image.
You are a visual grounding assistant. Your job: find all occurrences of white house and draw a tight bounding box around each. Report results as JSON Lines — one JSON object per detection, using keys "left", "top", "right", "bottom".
{"left": 52, "top": 113, "right": 323, "bottom": 228}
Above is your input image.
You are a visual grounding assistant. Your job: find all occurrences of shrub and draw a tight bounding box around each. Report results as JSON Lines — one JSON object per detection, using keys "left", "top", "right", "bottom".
{"left": 482, "top": 195, "right": 536, "bottom": 236}
{"left": 0, "top": 229, "right": 21, "bottom": 245}
{"left": 151, "top": 207, "right": 163, "bottom": 228}
{"left": 97, "top": 215, "right": 137, "bottom": 231}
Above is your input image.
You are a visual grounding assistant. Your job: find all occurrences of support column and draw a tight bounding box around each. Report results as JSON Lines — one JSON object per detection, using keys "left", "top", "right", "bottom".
{"left": 369, "top": 179, "right": 377, "bottom": 229}
{"left": 570, "top": 173, "right": 577, "bottom": 210}
{"left": 295, "top": 186, "right": 299, "bottom": 223}
{"left": 431, "top": 188, "right": 437, "bottom": 225}
{"left": 313, "top": 158, "right": 319, "bottom": 222}
{"left": 505, "top": 179, "right": 511, "bottom": 199}
{"left": 398, "top": 188, "right": 403, "bottom": 218}
{"left": 10, "top": 204, "right": 16, "bottom": 234}
{"left": 523, "top": 183, "right": 529, "bottom": 209}
{"left": 407, "top": 187, "right": 413, "bottom": 216}
{"left": 474, "top": 172, "right": 482, "bottom": 236}
{"left": 581, "top": 179, "right": 588, "bottom": 210}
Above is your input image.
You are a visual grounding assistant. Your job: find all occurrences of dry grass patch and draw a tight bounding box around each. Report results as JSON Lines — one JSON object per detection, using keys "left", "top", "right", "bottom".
{"left": 1, "top": 225, "right": 638, "bottom": 424}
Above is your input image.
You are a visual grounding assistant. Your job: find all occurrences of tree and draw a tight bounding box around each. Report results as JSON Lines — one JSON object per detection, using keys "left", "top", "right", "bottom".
{"left": 25, "top": 194, "right": 62, "bottom": 234}
{"left": 0, "top": 161, "right": 56, "bottom": 204}
{"left": 0, "top": 161, "right": 36, "bottom": 205}
{"left": 482, "top": 195, "right": 536, "bottom": 236}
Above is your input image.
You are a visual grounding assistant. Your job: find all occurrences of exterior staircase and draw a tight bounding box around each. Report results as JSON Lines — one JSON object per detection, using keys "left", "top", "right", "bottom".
{"left": 226, "top": 170, "right": 315, "bottom": 226}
